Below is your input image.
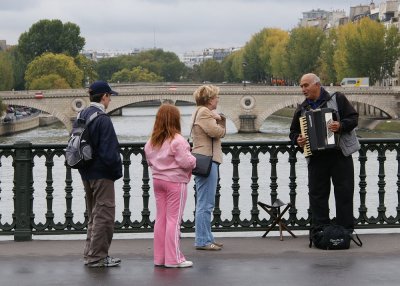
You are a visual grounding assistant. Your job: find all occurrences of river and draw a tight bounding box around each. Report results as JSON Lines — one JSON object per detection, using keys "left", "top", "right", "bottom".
{"left": 0, "top": 106, "right": 398, "bottom": 233}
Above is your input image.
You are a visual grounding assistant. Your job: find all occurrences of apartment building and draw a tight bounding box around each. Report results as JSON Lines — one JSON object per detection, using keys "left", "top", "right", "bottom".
{"left": 181, "top": 47, "right": 241, "bottom": 68}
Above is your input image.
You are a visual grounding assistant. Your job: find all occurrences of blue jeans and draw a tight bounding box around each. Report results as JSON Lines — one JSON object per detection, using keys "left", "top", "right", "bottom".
{"left": 194, "top": 162, "right": 218, "bottom": 247}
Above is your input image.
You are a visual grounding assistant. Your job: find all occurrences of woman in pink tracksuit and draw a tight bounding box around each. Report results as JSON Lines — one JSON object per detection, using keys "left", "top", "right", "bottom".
{"left": 144, "top": 104, "right": 196, "bottom": 268}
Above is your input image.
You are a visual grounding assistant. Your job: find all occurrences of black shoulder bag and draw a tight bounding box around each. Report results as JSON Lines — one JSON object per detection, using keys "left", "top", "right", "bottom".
{"left": 189, "top": 108, "right": 213, "bottom": 177}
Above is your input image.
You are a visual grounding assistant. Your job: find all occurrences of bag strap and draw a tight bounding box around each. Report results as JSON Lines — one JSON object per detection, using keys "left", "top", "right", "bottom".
{"left": 85, "top": 111, "right": 105, "bottom": 127}
{"left": 316, "top": 91, "right": 337, "bottom": 109}
{"left": 189, "top": 108, "right": 201, "bottom": 138}
{"left": 189, "top": 107, "right": 213, "bottom": 155}
{"left": 351, "top": 231, "right": 363, "bottom": 247}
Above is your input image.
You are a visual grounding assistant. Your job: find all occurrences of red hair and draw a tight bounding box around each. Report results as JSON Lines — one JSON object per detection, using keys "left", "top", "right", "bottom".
{"left": 150, "top": 104, "right": 181, "bottom": 148}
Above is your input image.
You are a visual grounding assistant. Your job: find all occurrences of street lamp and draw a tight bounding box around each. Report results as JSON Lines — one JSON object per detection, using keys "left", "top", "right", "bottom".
{"left": 242, "top": 61, "right": 248, "bottom": 89}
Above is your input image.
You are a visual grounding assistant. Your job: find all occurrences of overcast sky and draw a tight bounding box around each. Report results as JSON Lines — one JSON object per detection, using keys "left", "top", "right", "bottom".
{"left": 1, "top": 0, "right": 371, "bottom": 55}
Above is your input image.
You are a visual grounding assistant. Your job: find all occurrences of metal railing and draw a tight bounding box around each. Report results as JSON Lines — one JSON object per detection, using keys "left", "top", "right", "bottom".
{"left": 0, "top": 139, "right": 399, "bottom": 241}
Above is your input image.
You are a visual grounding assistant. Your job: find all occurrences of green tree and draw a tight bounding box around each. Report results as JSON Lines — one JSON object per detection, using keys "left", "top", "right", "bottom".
{"left": 18, "top": 19, "right": 85, "bottom": 63}
{"left": 74, "top": 54, "right": 98, "bottom": 86}
{"left": 382, "top": 25, "right": 400, "bottom": 81}
{"left": 269, "top": 30, "right": 290, "bottom": 82}
{"left": 258, "top": 28, "right": 289, "bottom": 82}
{"left": 95, "top": 56, "right": 126, "bottom": 81}
{"left": 243, "top": 31, "right": 265, "bottom": 82}
{"left": 0, "top": 52, "right": 14, "bottom": 90}
{"left": 334, "top": 18, "right": 385, "bottom": 85}
{"left": 29, "top": 74, "right": 70, "bottom": 90}
{"left": 199, "top": 59, "right": 224, "bottom": 82}
{"left": 95, "top": 49, "right": 185, "bottom": 82}
{"left": 285, "top": 26, "right": 325, "bottom": 82}
{"left": 4, "top": 47, "right": 26, "bottom": 90}
{"left": 316, "top": 29, "right": 338, "bottom": 85}
{"left": 110, "top": 66, "right": 163, "bottom": 83}
{"left": 25, "top": 52, "right": 83, "bottom": 89}
{"left": 129, "top": 49, "right": 185, "bottom": 81}
{"left": 221, "top": 49, "right": 245, "bottom": 83}
{"left": 185, "top": 64, "right": 202, "bottom": 82}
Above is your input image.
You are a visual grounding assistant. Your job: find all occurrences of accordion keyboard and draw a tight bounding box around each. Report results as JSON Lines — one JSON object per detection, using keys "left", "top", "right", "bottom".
{"left": 299, "top": 115, "right": 312, "bottom": 157}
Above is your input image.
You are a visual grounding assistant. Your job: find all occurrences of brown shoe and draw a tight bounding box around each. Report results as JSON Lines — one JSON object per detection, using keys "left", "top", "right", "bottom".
{"left": 213, "top": 242, "right": 223, "bottom": 248}
{"left": 196, "top": 243, "right": 221, "bottom": 251}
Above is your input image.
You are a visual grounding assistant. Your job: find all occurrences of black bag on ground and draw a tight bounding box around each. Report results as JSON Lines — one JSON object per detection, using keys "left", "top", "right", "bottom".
{"left": 65, "top": 110, "right": 105, "bottom": 169}
{"left": 309, "top": 224, "right": 362, "bottom": 250}
{"left": 191, "top": 153, "right": 212, "bottom": 177}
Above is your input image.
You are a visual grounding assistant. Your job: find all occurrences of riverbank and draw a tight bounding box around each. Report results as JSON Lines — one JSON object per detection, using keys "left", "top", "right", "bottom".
{"left": 273, "top": 107, "right": 400, "bottom": 133}
{"left": 0, "top": 114, "right": 58, "bottom": 136}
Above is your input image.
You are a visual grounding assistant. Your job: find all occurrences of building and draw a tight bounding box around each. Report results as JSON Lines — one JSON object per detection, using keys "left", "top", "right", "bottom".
{"left": 181, "top": 47, "right": 241, "bottom": 68}
{"left": 299, "top": 9, "right": 347, "bottom": 30}
{"left": 0, "top": 40, "right": 8, "bottom": 51}
{"left": 81, "top": 48, "right": 149, "bottom": 61}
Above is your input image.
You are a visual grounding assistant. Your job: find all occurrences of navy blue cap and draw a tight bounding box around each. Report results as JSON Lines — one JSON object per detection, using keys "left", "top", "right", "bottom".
{"left": 88, "top": 81, "right": 118, "bottom": 96}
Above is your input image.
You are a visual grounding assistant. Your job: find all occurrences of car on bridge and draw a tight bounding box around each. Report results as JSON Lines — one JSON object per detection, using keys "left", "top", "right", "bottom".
{"left": 34, "top": 92, "right": 44, "bottom": 99}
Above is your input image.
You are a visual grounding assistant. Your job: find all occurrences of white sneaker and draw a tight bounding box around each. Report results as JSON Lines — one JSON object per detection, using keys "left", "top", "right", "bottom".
{"left": 165, "top": 260, "right": 193, "bottom": 268}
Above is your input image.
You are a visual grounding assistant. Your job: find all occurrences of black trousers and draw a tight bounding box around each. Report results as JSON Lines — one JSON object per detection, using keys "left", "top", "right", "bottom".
{"left": 308, "top": 149, "right": 355, "bottom": 229}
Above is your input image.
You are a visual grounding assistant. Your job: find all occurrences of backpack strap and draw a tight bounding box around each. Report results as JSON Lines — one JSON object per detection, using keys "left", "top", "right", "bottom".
{"left": 351, "top": 231, "right": 363, "bottom": 247}
{"left": 85, "top": 111, "right": 104, "bottom": 126}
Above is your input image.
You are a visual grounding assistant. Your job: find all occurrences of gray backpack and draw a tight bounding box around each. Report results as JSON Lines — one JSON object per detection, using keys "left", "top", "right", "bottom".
{"left": 65, "top": 111, "right": 104, "bottom": 169}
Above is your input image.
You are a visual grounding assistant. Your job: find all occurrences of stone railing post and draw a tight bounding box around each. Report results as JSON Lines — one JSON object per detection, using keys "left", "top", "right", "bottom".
{"left": 14, "top": 141, "right": 33, "bottom": 241}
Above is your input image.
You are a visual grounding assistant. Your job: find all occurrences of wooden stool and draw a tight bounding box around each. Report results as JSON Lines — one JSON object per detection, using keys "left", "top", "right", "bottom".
{"left": 258, "top": 199, "right": 297, "bottom": 241}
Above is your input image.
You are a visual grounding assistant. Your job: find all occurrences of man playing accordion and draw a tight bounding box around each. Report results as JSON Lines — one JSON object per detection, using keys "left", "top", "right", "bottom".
{"left": 289, "top": 73, "right": 359, "bottom": 232}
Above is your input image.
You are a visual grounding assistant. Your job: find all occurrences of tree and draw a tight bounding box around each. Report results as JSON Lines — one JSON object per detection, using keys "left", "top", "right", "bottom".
{"left": 95, "top": 56, "right": 126, "bottom": 81}
{"left": 268, "top": 30, "right": 290, "bottom": 83}
{"left": 18, "top": 19, "right": 85, "bottom": 63}
{"left": 29, "top": 74, "right": 70, "bottom": 90}
{"left": 74, "top": 54, "right": 98, "bottom": 86}
{"left": 334, "top": 18, "right": 386, "bottom": 85}
{"left": 382, "top": 25, "right": 400, "bottom": 82}
{"left": 285, "top": 27, "right": 325, "bottom": 82}
{"left": 7, "top": 47, "right": 27, "bottom": 90}
{"left": 316, "top": 29, "right": 338, "bottom": 85}
{"left": 258, "top": 28, "right": 289, "bottom": 83}
{"left": 0, "top": 52, "right": 14, "bottom": 90}
{"left": 95, "top": 49, "right": 186, "bottom": 82}
{"left": 199, "top": 60, "right": 224, "bottom": 82}
{"left": 110, "top": 66, "right": 163, "bottom": 83}
{"left": 25, "top": 53, "right": 83, "bottom": 89}
{"left": 243, "top": 31, "right": 265, "bottom": 82}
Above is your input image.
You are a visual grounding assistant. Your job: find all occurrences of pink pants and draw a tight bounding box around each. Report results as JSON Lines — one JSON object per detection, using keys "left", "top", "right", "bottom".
{"left": 153, "top": 178, "right": 187, "bottom": 265}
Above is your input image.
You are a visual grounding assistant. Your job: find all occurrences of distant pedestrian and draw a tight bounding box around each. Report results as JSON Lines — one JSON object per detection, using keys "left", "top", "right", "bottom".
{"left": 78, "top": 81, "right": 122, "bottom": 267}
{"left": 191, "top": 85, "right": 226, "bottom": 251}
{"left": 145, "top": 103, "right": 196, "bottom": 268}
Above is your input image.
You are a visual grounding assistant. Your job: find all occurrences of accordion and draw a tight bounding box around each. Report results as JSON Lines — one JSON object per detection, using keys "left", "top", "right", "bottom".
{"left": 299, "top": 108, "right": 338, "bottom": 157}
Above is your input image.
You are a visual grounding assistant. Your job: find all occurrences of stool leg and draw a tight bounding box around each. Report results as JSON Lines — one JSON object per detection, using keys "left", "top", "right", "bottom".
{"left": 277, "top": 208, "right": 283, "bottom": 241}
{"left": 279, "top": 221, "right": 283, "bottom": 241}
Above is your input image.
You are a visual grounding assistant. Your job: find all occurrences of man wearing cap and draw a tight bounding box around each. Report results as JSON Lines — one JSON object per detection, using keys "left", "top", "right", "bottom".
{"left": 78, "top": 81, "right": 123, "bottom": 267}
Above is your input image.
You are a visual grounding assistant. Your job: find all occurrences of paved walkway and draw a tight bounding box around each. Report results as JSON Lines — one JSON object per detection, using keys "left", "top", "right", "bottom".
{"left": 1, "top": 233, "right": 400, "bottom": 286}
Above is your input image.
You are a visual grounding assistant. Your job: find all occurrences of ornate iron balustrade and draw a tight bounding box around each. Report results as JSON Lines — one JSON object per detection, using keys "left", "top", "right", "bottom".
{"left": 0, "top": 139, "right": 399, "bottom": 241}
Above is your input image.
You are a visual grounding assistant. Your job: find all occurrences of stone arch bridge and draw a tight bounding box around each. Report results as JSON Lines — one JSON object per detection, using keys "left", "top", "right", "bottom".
{"left": 0, "top": 84, "right": 399, "bottom": 132}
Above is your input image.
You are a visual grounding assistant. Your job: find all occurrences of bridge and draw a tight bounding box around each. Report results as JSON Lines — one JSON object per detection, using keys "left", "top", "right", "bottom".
{"left": 0, "top": 84, "right": 399, "bottom": 132}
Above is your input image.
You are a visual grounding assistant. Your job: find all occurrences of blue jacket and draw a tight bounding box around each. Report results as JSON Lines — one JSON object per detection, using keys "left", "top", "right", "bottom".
{"left": 77, "top": 105, "right": 122, "bottom": 181}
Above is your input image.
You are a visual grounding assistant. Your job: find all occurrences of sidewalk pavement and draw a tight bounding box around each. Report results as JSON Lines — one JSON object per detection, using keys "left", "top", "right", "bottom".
{"left": 1, "top": 233, "right": 400, "bottom": 286}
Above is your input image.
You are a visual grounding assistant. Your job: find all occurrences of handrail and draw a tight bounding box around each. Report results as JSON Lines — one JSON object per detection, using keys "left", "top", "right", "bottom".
{"left": 0, "top": 138, "right": 399, "bottom": 241}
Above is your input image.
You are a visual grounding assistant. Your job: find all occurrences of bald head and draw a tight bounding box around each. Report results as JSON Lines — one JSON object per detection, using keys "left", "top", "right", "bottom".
{"left": 301, "top": 73, "right": 321, "bottom": 85}
{"left": 300, "top": 73, "right": 321, "bottom": 101}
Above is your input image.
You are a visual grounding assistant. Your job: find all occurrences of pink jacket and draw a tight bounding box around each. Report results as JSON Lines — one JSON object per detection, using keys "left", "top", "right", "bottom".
{"left": 144, "top": 134, "right": 196, "bottom": 183}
